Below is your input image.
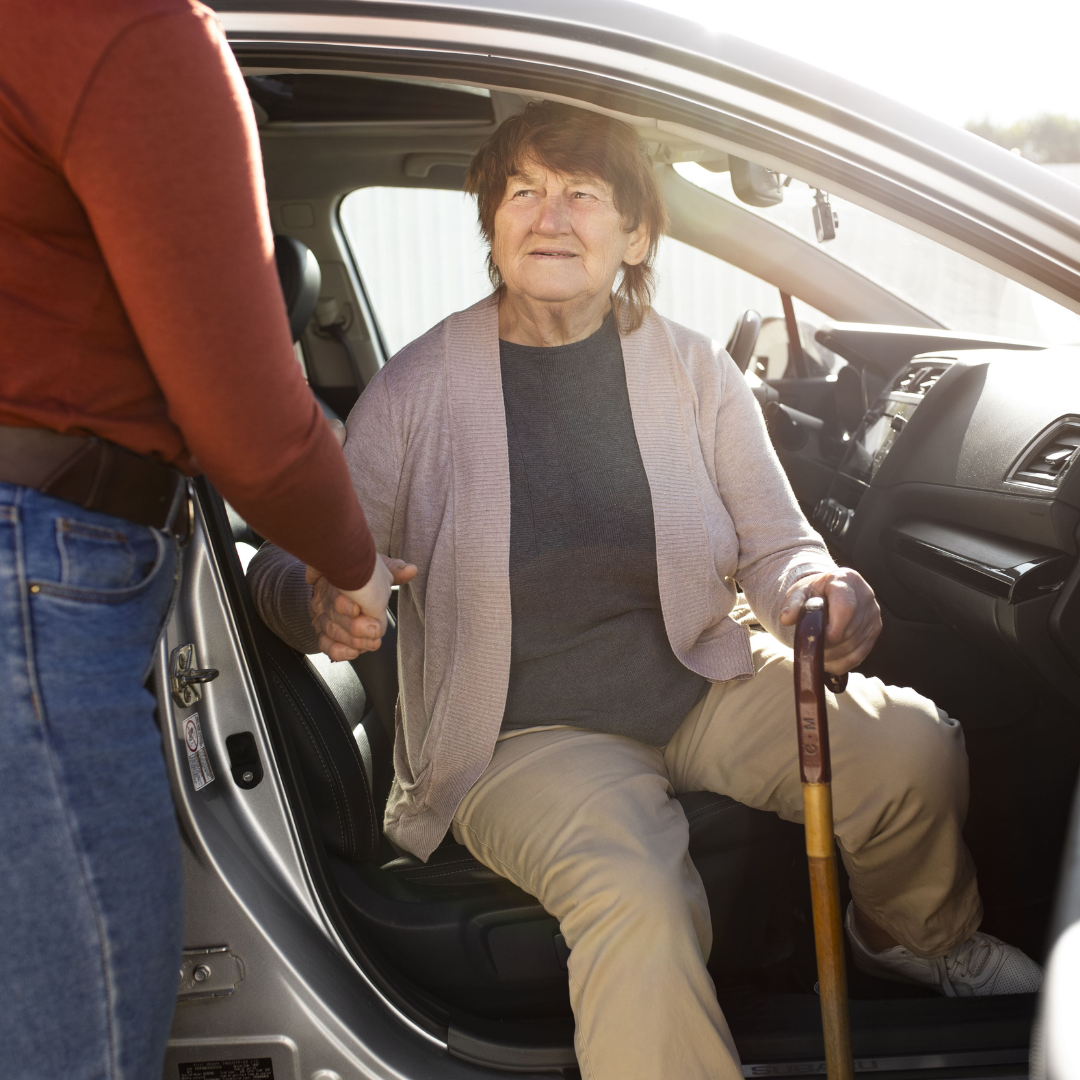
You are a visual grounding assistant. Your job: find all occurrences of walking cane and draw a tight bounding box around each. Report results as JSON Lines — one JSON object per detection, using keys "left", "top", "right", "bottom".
{"left": 795, "top": 596, "right": 854, "bottom": 1080}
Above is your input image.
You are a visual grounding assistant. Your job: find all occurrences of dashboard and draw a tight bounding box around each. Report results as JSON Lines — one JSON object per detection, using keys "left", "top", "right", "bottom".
{"left": 805, "top": 344, "right": 1080, "bottom": 707}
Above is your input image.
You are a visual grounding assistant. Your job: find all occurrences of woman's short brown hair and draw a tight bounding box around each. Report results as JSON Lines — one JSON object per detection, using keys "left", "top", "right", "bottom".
{"left": 464, "top": 101, "right": 667, "bottom": 331}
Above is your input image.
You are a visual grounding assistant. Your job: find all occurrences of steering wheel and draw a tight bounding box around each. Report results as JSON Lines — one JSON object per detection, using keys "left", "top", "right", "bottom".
{"left": 724, "top": 309, "right": 763, "bottom": 374}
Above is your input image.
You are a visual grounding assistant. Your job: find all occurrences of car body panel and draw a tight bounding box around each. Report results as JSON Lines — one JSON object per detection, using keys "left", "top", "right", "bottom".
{"left": 161, "top": 501, "right": 550, "bottom": 1078}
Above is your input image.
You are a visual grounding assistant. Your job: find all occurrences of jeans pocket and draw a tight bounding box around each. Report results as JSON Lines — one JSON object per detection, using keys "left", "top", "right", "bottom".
{"left": 57, "top": 519, "right": 142, "bottom": 590}
{"left": 41, "top": 519, "right": 166, "bottom": 602}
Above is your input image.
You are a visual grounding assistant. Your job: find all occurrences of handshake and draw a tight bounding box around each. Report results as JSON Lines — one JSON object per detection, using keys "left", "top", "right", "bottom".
{"left": 306, "top": 555, "right": 417, "bottom": 662}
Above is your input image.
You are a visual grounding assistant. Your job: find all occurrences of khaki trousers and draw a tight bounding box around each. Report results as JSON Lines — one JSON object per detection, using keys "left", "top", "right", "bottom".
{"left": 452, "top": 628, "right": 982, "bottom": 1080}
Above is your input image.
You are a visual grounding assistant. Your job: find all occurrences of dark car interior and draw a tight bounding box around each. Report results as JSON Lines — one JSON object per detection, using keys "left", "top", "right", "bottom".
{"left": 203, "top": 63, "right": 1080, "bottom": 1077}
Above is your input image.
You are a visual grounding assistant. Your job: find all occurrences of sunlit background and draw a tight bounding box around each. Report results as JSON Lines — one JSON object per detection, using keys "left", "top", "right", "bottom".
{"left": 339, "top": 0, "right": 1080, "bottom": 356}
{"left": 629, "top": 0, "right": 1080, "bottom": 134}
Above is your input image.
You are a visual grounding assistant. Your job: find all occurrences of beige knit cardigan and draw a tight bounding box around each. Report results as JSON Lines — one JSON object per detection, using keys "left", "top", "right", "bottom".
{"left": 249, "top": 295, "right": 835, "bottom": 860}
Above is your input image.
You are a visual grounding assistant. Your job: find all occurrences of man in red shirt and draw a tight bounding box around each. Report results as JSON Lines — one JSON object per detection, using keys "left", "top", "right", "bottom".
{"left": 0, "top": 2, "right": 404, "bottom": 1075}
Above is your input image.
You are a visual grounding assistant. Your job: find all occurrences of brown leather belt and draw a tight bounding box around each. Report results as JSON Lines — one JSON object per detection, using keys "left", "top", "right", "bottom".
{"left": 0, "top": 425, "right": 191, "bottom": 541}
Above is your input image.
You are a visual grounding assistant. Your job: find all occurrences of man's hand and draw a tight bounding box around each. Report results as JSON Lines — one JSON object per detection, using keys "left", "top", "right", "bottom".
{"left": 778, "top": 568, "right": 882, "bottom": 675}
{"left": 306, "top": 555, "right": 418, "bottom": 661}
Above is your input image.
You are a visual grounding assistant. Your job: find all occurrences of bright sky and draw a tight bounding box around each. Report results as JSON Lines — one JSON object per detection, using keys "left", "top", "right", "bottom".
{"left": 635, "top": 0, "right": 1080, "bottom": 130}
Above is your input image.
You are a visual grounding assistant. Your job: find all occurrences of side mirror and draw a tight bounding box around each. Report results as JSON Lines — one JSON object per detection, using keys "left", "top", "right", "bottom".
{"left": 729, "top": 157, "right": 784, "bottom": 207}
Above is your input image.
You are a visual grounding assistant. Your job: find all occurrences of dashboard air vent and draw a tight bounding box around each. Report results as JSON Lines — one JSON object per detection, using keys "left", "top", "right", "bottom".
{"left": 1008, "top": 418, "right": 1080, "bottom": 490}
{"left": 895, "top": 362, "right": 950, "bottom": 397}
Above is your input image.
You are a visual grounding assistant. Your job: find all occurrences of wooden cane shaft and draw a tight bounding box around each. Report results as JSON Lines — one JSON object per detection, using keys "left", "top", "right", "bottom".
{"left": 804, "top": 783, "right": 854, "bottom": 1080}
{"left": 802, "top": 782, "right": 835, "bottom": 859}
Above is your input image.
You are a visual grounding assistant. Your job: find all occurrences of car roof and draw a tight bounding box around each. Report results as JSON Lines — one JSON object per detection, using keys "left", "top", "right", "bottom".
{"left": 217, "top": 0, "right": 1080, "bottom": 314}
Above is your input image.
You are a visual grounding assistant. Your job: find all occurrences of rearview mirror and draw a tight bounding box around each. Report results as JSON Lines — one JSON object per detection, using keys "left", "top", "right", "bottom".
{"left": 729, "top": 157, "right": 784, "bottom": 207}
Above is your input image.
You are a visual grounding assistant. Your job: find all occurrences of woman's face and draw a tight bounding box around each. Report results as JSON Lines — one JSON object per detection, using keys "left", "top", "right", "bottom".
{"left": 490, "top": 160, "right": 649, "bottom": 307}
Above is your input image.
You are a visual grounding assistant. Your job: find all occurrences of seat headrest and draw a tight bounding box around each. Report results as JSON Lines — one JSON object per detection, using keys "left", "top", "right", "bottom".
{"left": 274, "top": 235, "right": 321, "bottom": 343}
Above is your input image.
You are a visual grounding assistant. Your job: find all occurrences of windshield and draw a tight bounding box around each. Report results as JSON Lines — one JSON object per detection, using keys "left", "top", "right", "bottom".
{"left": 674, "top": 162, "right": 1080, "bottom": 344}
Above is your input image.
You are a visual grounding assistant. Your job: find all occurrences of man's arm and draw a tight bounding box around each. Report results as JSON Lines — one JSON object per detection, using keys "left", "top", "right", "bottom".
{"left": 63, "top": 5, "right": 374, "bottom": 592}
{"left": 250, "top": 370, "right": 416, "bottom": 658}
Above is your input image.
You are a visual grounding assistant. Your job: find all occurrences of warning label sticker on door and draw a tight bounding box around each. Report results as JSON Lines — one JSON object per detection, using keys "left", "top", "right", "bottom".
{"left": 183, "top": 712, "right": 215, "bottom": 791}
{"left": 178, "top": 1058, "right": 274, "bottom": 1080}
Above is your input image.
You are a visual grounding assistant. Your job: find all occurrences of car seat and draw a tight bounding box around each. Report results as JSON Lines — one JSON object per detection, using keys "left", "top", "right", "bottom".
{"left": 273, "top": 235, "right": 348, "bottom": 422}
{"left": 274, "top": 234, "right": 321, "bottom": 342}
{"left": 252, "top": 611, "right": 794, "bottom": 1018}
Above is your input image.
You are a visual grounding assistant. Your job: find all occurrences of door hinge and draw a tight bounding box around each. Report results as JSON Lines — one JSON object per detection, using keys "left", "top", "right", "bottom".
{"left": 170, "top": 643, "right": 219, "bottom": 707}
{"left": 177, "top": 946, "right": 245, "bottom": 1000}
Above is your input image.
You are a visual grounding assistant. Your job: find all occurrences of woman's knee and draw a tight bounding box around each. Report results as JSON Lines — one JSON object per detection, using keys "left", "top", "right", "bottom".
{"left": 839, "top": 678, "right": 968, "bottom": 816}
{"left": 562, "top": 849, "right": 710, "bottom": 954}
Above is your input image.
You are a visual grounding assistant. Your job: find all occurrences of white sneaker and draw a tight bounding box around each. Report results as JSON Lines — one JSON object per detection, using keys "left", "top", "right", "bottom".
{"left": 844, "top": 903, "right": 1042, "bottom": 997}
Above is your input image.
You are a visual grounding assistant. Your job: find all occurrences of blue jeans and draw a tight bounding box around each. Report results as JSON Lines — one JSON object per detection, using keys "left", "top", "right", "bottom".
{"left": 0, "top": 483, "right": 183, "bottom": 1080}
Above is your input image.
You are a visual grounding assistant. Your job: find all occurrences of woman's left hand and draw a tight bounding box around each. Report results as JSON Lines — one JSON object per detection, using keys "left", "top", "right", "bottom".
{"left": 778, "top": 568, "right": 882, "bottom": 675}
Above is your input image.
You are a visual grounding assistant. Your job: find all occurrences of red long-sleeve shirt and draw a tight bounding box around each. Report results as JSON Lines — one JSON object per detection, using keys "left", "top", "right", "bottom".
{"left": 0, "top": 0, "right": 376, "bottom": 589}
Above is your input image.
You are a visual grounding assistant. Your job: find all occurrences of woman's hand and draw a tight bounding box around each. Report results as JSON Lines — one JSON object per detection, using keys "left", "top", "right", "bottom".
{"left": 306, "top": 555, "right": 418, "bottom": 661}
{"left": 778, "top": 568, "right": 882, "bottom": 675}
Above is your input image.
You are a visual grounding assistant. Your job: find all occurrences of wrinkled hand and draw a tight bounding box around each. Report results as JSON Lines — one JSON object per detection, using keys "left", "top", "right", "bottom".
{"left": 778, "top": 568, "right": 882, "bottom": 675}
{"left": 306, "top": 555, "right": 418, "bottom": 661}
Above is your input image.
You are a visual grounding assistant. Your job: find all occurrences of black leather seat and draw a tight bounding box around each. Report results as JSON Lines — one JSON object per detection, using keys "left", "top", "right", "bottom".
{"left": 253, "top": 611, "right": 794, "bottom": 1017}
{"left": 273, "top": 234, "right": 349, "bottom": 422}
{"left": 274, "top": 234, "right": 321, "bottom": 341}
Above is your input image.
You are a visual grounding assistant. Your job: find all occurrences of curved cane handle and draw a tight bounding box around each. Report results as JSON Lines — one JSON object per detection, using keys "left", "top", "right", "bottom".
{"left": 826, "top": 671, "right": 848, "bottom": 694}
{"left": 794, "top": 597, "right": 831, "bottom": 785}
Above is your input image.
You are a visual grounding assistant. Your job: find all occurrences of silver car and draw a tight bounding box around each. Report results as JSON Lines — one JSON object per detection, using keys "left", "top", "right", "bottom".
{"left": 162, "top": 3, "right": 1080, "bottom": 1078}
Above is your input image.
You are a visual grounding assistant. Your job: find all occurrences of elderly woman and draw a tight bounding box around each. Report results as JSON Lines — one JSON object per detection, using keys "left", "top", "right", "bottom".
{"left": 250, "top": 102, "right": 1039, "bottom": 1080}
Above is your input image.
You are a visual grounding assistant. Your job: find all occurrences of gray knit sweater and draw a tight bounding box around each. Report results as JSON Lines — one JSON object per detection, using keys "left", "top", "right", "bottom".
{"left": 248, "top": 295, "right": 835, "bottom": 860}
{"left": 498, "top": 313, "right": 708, "bottom": 743}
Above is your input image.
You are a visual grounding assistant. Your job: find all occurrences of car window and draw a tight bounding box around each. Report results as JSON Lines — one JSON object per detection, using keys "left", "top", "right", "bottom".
{"left": 340, "top": 187, "right": 492, "bottom": 357}
{"left": 675, "top": 162, "right": 1080, "bottom": 344}
{"left": 340, "top": 185, "right": 832, "bottom": 375}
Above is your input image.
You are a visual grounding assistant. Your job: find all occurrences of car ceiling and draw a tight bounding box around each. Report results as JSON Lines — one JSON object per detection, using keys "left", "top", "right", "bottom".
{"left": 246, "top": 69, "right": 941, "bottom": 327}
{"left": 220, "top": 1, "right": 1080, "bottom": 322}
